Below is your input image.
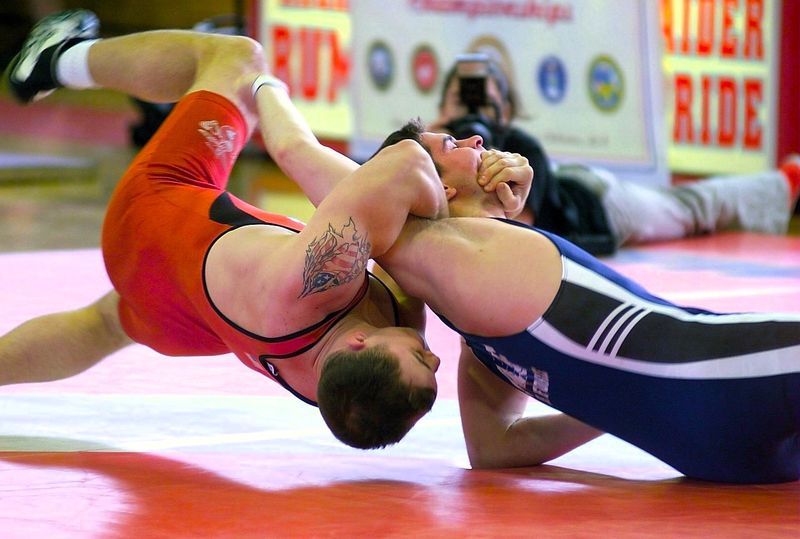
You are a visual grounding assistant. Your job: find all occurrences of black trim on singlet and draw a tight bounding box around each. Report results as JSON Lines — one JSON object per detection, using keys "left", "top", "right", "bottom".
{"left": 203, "top": 191, "right": 404, "bottom": 405}
{"left": 256, "top": 270, "right": 400, "bottom": 408}
{"left": 259, "top": 359, "right": 319, "bottom": 407}
{"left": 203, "top": 227, "right": 371, "bottom": 354}
{"left": 247, "top": 269, "right": 399, "bottom": 359}
{"left": 203, "top": 192, "right": 402, "bottom": 351}
{"left": 365, "top": 268, "right": 401, "bottom": 327}
{"left": 256, "top": 278, "right": 371, "bottom": 358}
{"left": 204, "top": 191, "right": 341, "bottom": 348}
{"left": 209, "top": 192, "right": 270, "bottom": 227}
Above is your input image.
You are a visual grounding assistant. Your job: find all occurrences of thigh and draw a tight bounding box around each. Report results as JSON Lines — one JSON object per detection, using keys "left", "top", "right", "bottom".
{"left": 604, "top": 180, "right": 695, "bottom": 244}
{"left": 123, "top": 90, "right": 249, "bottom": 191}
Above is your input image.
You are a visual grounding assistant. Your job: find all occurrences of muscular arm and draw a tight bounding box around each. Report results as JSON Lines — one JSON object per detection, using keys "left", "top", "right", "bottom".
{"left": 458, "top": 344, "right": 602, "bottom": 468}
{"left": 301, "top": 140, "right": 448, "bottom": 259}
{"left": 235, "top": 139, "right": 450, "bottom": 314}
{"left": 255, "top": 84, "right": 358, "bottom": 206}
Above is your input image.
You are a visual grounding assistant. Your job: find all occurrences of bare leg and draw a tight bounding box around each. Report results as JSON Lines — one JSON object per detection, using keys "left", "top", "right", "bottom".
{"left": 0, "top": 291, "right": 131, "bottom": 385}
{"left": 8, "top": 13, "right": 265, "bottom": 126}
{"left": 86, "top": 30, "right": 265, "bottom": 133}
{"left": 1, "top": 26, "right": 268, "bottom": 386}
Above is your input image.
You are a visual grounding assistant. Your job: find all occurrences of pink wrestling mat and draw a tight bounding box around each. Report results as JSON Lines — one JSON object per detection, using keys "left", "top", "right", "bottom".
{"left": 1, "top": 233, "right": 799, "bottom": 538}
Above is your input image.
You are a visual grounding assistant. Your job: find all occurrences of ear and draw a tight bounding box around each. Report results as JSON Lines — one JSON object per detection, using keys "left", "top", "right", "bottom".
{"left": 443, "top": 185, "right": 457, "bottom": 201}
{"left": 345, "top": 331, "right": 368, "bottom": 351}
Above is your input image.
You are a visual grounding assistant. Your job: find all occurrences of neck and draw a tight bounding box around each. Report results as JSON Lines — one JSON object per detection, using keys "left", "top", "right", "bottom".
{"left": 311, "top": 292, "right": 392, "bottom": 380}
{"left": 448, "top": 194, "right": 506, "bottom": 218}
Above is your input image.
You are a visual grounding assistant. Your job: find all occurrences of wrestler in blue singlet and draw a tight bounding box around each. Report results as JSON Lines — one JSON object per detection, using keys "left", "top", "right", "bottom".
{"left": 439, "top": 220, "right": 800, "bottom": 483}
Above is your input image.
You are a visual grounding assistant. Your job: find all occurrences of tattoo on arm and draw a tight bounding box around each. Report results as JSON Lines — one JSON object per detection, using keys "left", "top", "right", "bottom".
{"left": 300, "top": 218, "right": 371, "bottom": 298}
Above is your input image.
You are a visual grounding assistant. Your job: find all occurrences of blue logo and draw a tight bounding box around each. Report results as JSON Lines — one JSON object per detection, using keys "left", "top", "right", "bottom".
{"left": 588, "top": 55, "right": 624, "bottom": 112}
{"left": 537, "top": 55, "right": 567, "bottom": 104}
{"left": 367, "top": 41, "right": 393, "bottom": 91}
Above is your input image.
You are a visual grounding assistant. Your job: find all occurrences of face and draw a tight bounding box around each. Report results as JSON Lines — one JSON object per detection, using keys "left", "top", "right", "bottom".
{"left": 440, "top": 76, "right": 510, "bottom": 125}
{"left": 366, "top": 326, "right": 440, "bottom": 394}
{"left": 419, "top": 131, "right": 485, "bottom": 194}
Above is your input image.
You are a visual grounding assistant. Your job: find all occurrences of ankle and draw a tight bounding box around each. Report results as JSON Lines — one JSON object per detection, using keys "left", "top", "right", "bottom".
{"left": 55, "top": 38, "right": 99, "bottom": 89}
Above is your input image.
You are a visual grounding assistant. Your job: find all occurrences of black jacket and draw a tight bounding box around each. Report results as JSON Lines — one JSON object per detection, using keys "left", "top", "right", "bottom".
{"left": 501, "top": 126, "right": 617, "bottom": 255}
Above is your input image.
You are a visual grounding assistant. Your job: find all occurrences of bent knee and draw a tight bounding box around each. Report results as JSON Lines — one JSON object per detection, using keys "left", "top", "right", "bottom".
{"left": 212, "top": 35, "right": 265, "bottom": 70}
{"left": 189, "top": 35, "right": 266, "bottom": 125}
{"left": 195, "top": 35, "right": 266, "bottom": 80}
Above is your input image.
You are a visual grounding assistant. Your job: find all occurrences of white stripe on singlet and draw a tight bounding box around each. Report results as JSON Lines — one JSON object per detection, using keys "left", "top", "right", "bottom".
{"left": 525, "top": 257, "right": 800, "bottom": 380}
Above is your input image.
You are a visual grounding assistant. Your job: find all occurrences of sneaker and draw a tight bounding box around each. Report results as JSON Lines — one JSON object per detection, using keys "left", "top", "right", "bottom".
{"left": 5, "top": 9, "right": 99, "bottom": 103}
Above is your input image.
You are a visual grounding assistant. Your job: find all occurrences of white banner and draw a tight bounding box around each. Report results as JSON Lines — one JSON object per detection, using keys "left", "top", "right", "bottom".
{"left": 350, "top": 0, "right": 668, "bottom": 185}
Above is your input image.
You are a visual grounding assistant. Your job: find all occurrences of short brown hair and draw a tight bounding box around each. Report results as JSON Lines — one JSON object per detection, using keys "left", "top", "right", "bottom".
{"left": 372, "top": 119, "right": 441, "bottom": 177}
{"left": 317, "top": 344, "right": 436, "bottom": 449}
{"left": 372, "top": 118, "right": 425, "bottom": 155}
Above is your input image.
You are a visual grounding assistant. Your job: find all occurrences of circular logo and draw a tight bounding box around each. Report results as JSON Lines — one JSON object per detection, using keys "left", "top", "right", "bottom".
{"left": 411, "top": 45, "right": 438, "bottom": 94}
{"left": 537, "top": 55, "right": 567, "bottom": 104}
{"left": 367, "top": 41, "right": 393, "bottom": 91}
{"left": 587, "top": 55, "right": 624, "bottom": 112}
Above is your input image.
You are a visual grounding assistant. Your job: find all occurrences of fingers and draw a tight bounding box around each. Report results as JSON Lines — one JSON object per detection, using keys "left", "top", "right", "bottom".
{"left": 477, "top": 150, "right": 530, "bottom": 192}
{"left": 477, "top": 150, "right": 505, "bottom": 190}
{"left": 495, "top": 182, "right": 524, "bottom": 218}
{"left": 476, "top": 149, "right": 532, "bottom": 218}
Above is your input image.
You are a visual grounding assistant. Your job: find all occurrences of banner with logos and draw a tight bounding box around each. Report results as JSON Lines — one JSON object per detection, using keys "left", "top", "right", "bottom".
{"left": 662, "top": 0, "right": 781, "bottom": 174}
{"left": 349, "top": 0, "right": 668, "bottom": 185}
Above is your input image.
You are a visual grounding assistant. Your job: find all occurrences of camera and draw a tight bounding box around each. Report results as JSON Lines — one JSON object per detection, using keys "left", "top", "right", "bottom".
{"left": 446, "top": 53, "right": 508, "bottom": 148}
{"left": 455, "top": 53, "right": 489, "bottom": 114}
{"left": 445, "top": 114, "right": 504, "bottom": 147}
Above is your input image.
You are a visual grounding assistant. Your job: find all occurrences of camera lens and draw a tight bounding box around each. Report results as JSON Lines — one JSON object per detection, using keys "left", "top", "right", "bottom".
{"left": 445, "top": 115, "right": 495, "bottom": 147}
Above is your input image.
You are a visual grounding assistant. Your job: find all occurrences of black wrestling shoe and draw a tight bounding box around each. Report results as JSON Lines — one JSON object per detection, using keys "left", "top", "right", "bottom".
{"left": 5, "top": 9, "right": 99, "bottom": 103}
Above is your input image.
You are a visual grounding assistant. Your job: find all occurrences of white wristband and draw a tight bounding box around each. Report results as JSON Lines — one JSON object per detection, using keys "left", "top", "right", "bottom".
{"left": 251, "top": 74, "right": 289, "bottom": 97}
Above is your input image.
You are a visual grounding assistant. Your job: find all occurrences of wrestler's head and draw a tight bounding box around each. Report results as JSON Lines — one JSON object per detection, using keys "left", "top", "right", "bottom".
{"left": 317, "top": 326, "right": 439, "bottom": 449}
{"left": 374, "top": 119, "right": 494, "bottom": 216}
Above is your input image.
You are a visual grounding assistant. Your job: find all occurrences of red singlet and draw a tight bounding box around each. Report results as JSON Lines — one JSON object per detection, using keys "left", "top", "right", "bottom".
{"left": 101, "top": 91, "right": 379, "bottom": 403}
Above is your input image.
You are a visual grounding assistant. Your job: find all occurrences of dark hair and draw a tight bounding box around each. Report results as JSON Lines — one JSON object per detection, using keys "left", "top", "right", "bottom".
{"left": 317, "top": 344, "right": 436, "bottom": 449}
{"left": 439, "top": 59, "right": 518, "bottom": 122}
{"left": 372, "top": 118, "right": 425, "bottom": 155}
{"left": 370, "top": 119, "right": 442, "bottom": 176}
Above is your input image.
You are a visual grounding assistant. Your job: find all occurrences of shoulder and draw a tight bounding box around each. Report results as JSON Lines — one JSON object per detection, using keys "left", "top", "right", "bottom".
{"left": 206, "top": 224, "right": 369, "bottom": 332}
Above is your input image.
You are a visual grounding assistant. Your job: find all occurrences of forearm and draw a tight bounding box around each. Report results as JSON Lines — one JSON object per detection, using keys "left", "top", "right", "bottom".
{"left": 458, "top": 345, "right": 602, "bottom": 469}
{"left": 471, "top": 413, "right": 602, "bottom": 469}
{"left": 255, "top": 83, "right": 357, "bottom": 206}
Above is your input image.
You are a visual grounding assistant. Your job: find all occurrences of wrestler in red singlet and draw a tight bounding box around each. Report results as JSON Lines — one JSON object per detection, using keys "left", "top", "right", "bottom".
{"left": 102, "top": 91, "right": 392, "bottom": 404}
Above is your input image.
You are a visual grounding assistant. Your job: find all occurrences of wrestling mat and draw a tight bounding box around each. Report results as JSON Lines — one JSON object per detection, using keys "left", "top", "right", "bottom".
{"left": 1, "top": 233, "right": 799, "bottom": 538}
